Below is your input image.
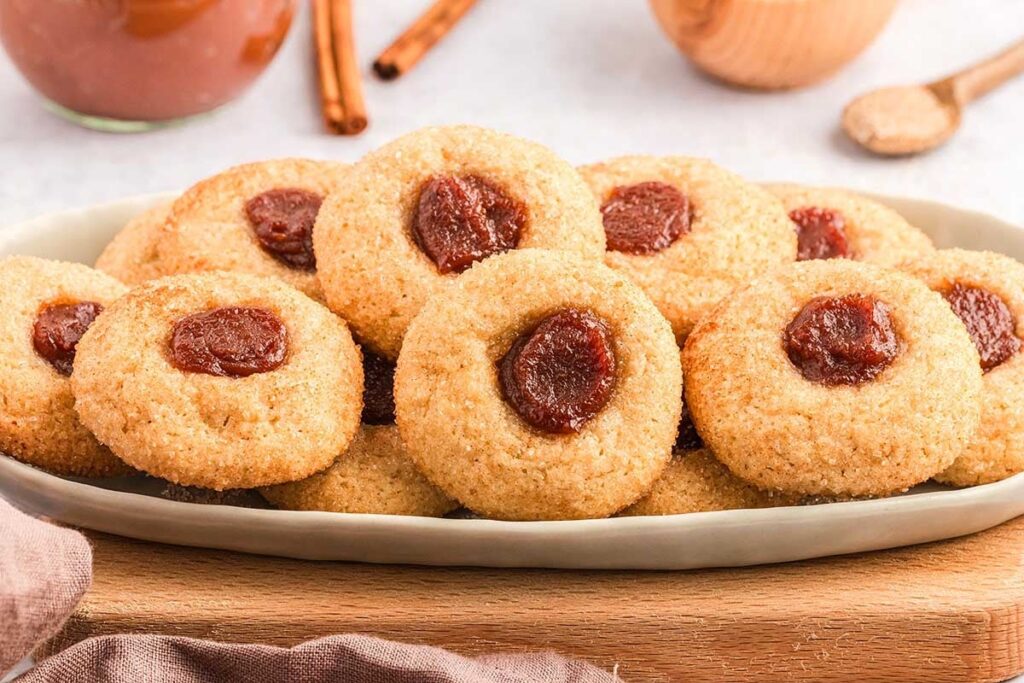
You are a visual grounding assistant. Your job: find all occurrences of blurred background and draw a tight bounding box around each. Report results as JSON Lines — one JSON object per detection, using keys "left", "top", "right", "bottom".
{"left": 0, "top": 0, "right": 1021, "bottom": 225}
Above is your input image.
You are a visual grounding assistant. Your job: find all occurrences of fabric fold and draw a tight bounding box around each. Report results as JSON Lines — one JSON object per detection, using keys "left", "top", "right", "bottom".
{"left": 17, "top": 634, "right": 621, "bottom": 683}
{"left": 0, "top": 498, "right": 91, "bottom": 675}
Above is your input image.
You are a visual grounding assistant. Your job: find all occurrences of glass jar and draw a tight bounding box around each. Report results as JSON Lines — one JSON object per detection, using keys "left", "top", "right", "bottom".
{"left": 0, "top": 0, "right": 297, "bottom": 131}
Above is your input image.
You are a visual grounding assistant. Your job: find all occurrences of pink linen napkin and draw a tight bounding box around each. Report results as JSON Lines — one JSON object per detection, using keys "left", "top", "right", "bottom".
{"left": 0, "top": 498, "right": 620, "bottom": 683}
{"left": 0, "top": 497, "right": 91, "bottom": 675}
{"left": 19, "top": 635, "right": 620, "bottom": 683}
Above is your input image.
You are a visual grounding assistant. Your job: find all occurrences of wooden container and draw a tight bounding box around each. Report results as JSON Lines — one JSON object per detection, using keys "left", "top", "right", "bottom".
{"left": 649, "top": 0, "right": 899, "bottom": 89}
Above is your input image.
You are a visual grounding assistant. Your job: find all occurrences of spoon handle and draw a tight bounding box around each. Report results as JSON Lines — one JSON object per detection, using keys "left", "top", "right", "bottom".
{"left": 943, "top": 38, "right": 1024, "bottom": 105}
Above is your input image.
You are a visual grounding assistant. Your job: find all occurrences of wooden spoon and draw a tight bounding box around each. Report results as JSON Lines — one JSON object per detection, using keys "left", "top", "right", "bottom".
{"left": 842, "top": 38, "right": 1024, "bottom": 156}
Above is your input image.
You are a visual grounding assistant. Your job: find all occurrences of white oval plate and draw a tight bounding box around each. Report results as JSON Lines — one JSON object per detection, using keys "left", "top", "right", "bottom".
{"left": 0, "top": 192, "right": 1022, "bottom": 569}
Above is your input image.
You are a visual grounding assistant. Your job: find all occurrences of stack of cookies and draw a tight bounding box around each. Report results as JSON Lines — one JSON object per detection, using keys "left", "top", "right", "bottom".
{"left": 2, "top": 126, "right": 1020, "bottom": 521}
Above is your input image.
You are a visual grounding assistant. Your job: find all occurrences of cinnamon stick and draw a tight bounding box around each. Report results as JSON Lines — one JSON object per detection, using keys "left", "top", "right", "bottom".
{"left": 373, "top": 0, "right": 478, "bottom": 81}
{"left": 314, "top": 0, "right": 367, "bottom": 135}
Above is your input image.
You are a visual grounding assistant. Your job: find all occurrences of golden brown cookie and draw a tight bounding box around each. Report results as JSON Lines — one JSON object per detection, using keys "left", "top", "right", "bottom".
{"left": 395, "top": 249, "right": 681, "bottom": 520}
{"left": 262, "top": 346, "right": 455, "bottom": 516}
{"left": 261, "top": 425, "right": 457, "bottom": 516}
{"left": 72, "top": 271, "right": 363, "bottom": 490}
{"left": 621, "top": 449, "right": 796, "bottom": 516}
{"left": 159, "top": 159, "right": 349, "bottom": 301}
{"left": 0, "top": 256, "right": 130, "bottom": 476}
{"left": 899, "top": 249, "right": 1024, "bottom": 486}
{"left": 578, "top": 156, "right": 796, "bottom": 341}
{"left": 684, "top": 259, "right": 982, "bottom": 497}
{"left": 94, "top": 200, "right": 173, "bottom": 285}
{"left": 314, "top": 125, "right": 606, "bottom": 359}
{"left": 767, "top": 184, "right": 933, "bottom": 265}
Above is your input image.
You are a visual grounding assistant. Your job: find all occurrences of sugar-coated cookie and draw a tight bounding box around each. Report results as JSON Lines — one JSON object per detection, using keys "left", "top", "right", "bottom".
{"left": 0, "top": 256, "right": 130, "bottom": 476}
{"left": 159, "top": 159, "right": 349, "bottom": 301}
{"left": 579, "top": 156, "right": 796, "bottom": 341}
{"left": 262, "top": 425, "right": 457, "bottom": 516}
{"left": 314, "top": 125, "right": 606, "bottom": 359}
{"left": 621, "top": 449, "right": 795, "bottom": 516}
{"left": 262, "top": 349, "right": 456, "bottom": 516}
{"left": 767, "top": 184, "right": 933, "bottom": 265}
{"left": 684, "top": 259, "right": 982, "bottom": 497}
{"left": 395, "top": 249, "right": 681, "bottom": 520}
{"left": 623, "top": 351, "right": 796, "bottom": 515}
{"left": 95, "top": 200, "right": 173, "bottom": 285}
{"left": 72, "top": 271, "right": 363, "bottom": 490}
{"left": 900, "top": 249, "right": 1024, "bottom": 486}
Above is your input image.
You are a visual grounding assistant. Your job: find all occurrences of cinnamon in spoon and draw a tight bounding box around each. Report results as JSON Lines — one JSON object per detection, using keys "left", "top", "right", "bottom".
{"left": 842, "top": 38, "right": 1024, "bottom": 156}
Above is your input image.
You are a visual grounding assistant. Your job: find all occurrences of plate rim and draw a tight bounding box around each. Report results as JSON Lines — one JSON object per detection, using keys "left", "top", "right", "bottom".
{"left": 3, "top": 450, "right": 1023, "bottom": 532}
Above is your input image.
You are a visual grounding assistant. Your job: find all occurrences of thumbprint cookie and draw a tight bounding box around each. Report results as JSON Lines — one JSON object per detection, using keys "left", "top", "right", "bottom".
{"left": 683, "top": 259, "right": 982, "bottom": 497}
{"left": 394, "top": 249, "right": 681, "bottom": 521}
{"left": 0, "top": 256, "right": 129, "bottom": 476}
{"left": 900, "top": 249, "right": 1024, "bottom": 486}
{"left": 767, "top": 184, "right": 933, "bottom": 265}
{"left": 579, "top": 156, "right": 796, "bottom": 341}
{"left": 159, "top": 159, "right": 350, "bottom": 301}
{"left": 622, "top": 356, "right": 796, "bottom": 515}
{"left": 314, "top": 125, "right": 606, "bottom": 360}
{"left": 95, "top": 200, "right": 174, "bottom": 286}
{"left": 262, "top": 349, "right": 457, "bottom": 516}
{"left": 71, "top": 271, "right": 363, "bottom": 490}
{"left": 622, "top": 449, "right": 796, "bottom": 516}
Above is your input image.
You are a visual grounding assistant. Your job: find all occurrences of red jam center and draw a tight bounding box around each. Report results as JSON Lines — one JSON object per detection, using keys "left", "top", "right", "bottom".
{"left": 784, "top": 294, "right": 900, "bottom": 386}
{"left": 361, "top": 349, "right": 396, "bottom": 425}
{"left": 244, "top": 188, "right": 323, "bottom": 271}
{"left": 169, "top": 307, "right": 287, "bottom": 378}
{"left": 600, "top": 181, "right": 690, "bottom": 254}
{"left": 943, "top": 282, "right": 1021, "bottom": 372}
{"left": 675, "top": 393, "right": 703, "bottom": 452}
{"left": 789, "top": 207, "right": 849, "bottom": 261}
{"left": 32, "top": 301, "right": 104, "bottom": 376}
{"left": 499, "top": 309, "right": 617, "bottom": 434}
{"left": 412, "top": 175, "right": 526, "bottom": 274}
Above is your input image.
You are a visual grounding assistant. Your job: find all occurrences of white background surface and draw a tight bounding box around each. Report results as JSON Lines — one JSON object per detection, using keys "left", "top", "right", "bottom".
{"left": 0, "top": 0, "right": 1022, "bottom": 228}
{"left": 0, "top": 1, "right": 1023, "bottom": 680}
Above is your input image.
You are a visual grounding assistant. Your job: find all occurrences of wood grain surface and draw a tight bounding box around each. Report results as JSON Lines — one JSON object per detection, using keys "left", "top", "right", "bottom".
{"left": 43, "top": 518, "right": 1024, "bottom": 682}
{"left": 649, "top": 0, "right": 899, "bottom": 89}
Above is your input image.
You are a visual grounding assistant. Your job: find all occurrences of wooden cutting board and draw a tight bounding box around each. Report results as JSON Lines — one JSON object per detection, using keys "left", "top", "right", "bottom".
{"left": 42, "top": 517, "right": 1024, "bottom": 682}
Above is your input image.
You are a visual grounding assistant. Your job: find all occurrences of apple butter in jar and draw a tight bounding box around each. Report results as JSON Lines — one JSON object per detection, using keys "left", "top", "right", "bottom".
{"left": 0, "top": 0, "right": 296, "bottom": 131}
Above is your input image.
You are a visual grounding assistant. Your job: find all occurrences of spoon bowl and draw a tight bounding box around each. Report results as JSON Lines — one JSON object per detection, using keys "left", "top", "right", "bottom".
{"left": 842, "top": 39, "right": 1024, "bottom": 156}
{"left": 842, "top": 82, "right": 961, "bottom": 156}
